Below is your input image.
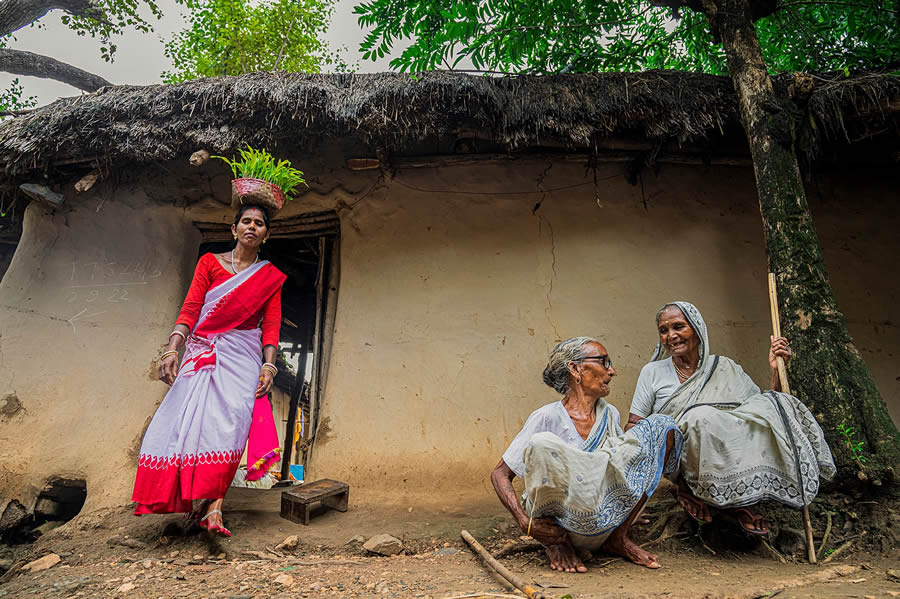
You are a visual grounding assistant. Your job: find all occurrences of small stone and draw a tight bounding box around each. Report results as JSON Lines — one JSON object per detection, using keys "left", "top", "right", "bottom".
{"left": 309, "top": 581, "right": 323, "bottom": 591}
{"left": 887, "top": 569, "right": 900, "bottom": 582}
{"left": 273, "top": 573, "right": 294, "bottom": 586}
{"left": 363, "top": 534, "right": 403, "bottom": 556}
{"left": 435, "top": 548, "right": 458, "bottom": 555}
{"left": 116, "top": 582, "right": 135, "bottom": 593}
{"left": 275, "top": 535, "right": 299, "bottom": 551}
{"left": 365, "top": 582, "right": 376, "bottom": 591}
{"left": 345, "top": 535, "right": 366, "bottom": 545}
{"left": 22, "top": 554, "right": 61, "bottom": 572}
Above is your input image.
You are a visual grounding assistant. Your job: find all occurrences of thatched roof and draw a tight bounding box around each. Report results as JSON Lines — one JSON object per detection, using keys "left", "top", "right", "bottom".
{"left": 0, "top": 70, "right": 896, "bottom": 174}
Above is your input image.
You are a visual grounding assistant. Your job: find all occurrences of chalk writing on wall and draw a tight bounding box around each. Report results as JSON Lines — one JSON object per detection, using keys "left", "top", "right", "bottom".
{"left": 64, "top": 260, "right": 163, "bottom": 329}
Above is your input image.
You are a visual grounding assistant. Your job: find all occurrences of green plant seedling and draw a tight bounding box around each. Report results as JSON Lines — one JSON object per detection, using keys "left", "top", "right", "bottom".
{"left": 212, "top": 146, "right": 307, "bottom": 198}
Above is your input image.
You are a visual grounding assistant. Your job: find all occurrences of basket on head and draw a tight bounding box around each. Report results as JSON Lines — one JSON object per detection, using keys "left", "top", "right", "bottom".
{"left": 231, "top": 177, "right": 286, "bottom": 216}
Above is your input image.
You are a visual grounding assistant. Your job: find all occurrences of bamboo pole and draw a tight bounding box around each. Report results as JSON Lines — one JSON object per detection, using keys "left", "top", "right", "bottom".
{"left": 768, "top": 273, "right": 817, "bottom": 564}
{"left": 460, "top": 530, "right": 546, "bottom": 599}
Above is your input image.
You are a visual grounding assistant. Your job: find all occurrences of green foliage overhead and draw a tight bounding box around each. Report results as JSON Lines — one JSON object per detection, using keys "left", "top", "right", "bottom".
{"left": 353, "top": 0, "right": 900, "bottom": 75}
{"left": 56, "top": 0, "right": 169, "bottom": 63}
{"left": 213, "top": 146, "right": 308, "bottom": 198}
{"left": 163, "top": 0, "right": 341, "bottom": 83}
{"left": 0, "top": 78, "right": 36, "bottom": 118}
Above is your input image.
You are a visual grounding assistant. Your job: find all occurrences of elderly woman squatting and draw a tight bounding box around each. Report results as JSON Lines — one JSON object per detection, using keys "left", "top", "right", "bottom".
{"left": 492, "top": 337, "right": 684, "bottom": 573}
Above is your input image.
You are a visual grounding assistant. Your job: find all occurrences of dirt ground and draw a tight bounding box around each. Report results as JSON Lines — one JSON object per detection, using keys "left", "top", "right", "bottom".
{"left": 1, "top": 489, "right": 898, "bottom": 599}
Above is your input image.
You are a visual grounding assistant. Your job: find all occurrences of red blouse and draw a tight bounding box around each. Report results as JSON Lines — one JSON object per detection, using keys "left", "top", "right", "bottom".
{"left": 175, "top": 253, "right": 283, "bottom": 348}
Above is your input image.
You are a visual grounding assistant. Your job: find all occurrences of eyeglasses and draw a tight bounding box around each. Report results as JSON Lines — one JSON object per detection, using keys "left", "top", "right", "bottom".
{"left": 580, "top": 355, "right": 613, "bottom": 369}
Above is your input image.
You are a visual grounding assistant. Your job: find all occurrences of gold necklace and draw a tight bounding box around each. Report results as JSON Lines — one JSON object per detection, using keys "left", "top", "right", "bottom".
{"left": 673, "top": 361, "right": 694, "bottom": 380}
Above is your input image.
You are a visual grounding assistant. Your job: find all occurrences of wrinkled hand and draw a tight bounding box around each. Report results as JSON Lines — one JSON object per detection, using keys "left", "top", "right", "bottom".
{"left": 769, "top": 335, "right": 792, "bottom": 370}
{"left": 158, "top": 354, "right": 179, "bottom": 385}
{"left": 521, "top": 516, "right": 569, "bottom": 547}
{"left": 256, "top": 368, "right": 274, "bottom": 398}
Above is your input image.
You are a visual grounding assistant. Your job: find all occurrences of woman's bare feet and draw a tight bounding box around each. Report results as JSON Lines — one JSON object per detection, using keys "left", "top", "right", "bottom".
{"left": 545, "top": 541, "right": 587, "bottom": 573}
{"left": 601, "top": 533, "right": 660, "bottom": 569}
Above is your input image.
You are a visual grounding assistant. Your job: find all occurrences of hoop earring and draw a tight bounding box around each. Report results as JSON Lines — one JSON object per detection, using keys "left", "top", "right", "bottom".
{"left": 575, "top": 375, "right": 582, "bottom": 385}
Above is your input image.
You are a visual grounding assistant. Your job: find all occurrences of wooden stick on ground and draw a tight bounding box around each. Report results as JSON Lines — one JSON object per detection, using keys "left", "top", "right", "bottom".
{"left": 460, "top": 530, "right": 547, "bottom": 599}
{"left": 768, "top": 272, "right": 817, "bottom": 564}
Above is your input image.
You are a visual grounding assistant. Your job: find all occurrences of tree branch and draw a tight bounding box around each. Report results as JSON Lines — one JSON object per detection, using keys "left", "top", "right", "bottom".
{"left": 0, "top": 0, "right": 103, "bottom": 37}
{"left": 488, "top": 6, "right": 654, "bottom": 34}
{"left": 0, "top": 47, "right": 111, "bottom": 91}
{"left": 776, "top": 0, "right": 897, "bottom": 14}
{"left": 273, "top": 16, "right": 296, "bottom": 71}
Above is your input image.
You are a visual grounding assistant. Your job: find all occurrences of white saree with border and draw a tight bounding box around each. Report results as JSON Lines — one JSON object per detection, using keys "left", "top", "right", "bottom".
{"left": 644, "top": 301, "right": 835, "bottom": 509}
{"left": 514, "top": 399, "right": 683, "bottom": 540}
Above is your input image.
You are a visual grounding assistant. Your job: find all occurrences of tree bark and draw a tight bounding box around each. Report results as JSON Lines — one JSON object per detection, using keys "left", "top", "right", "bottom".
{"left": 0, "top": 0, "right": 101, "bottom": 37}
{"left": 703, "top": 0, "right": 899, "bottom": 481}
{"left": 0, "top": 48, "right": 110, "bottom": 92}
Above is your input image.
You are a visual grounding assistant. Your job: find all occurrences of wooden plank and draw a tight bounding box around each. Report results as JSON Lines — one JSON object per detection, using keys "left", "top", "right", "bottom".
{"left": 19, "top": 183, "right": 64, "bottom": 207}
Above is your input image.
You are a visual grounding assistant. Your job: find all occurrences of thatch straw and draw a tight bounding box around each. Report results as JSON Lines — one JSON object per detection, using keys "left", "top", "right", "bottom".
{"left": 0, "top": 70, "right": 895, "bottom": 174}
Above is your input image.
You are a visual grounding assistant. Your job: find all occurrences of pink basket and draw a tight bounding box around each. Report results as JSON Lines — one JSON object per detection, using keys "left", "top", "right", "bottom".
{"left": 231, "top": 177, "right": 286, "bottom": 214}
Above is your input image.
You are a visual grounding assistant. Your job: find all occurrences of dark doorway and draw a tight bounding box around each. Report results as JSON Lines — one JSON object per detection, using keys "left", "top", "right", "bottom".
{"left": 0, "top": 192, "right": 24, "bottom": 283}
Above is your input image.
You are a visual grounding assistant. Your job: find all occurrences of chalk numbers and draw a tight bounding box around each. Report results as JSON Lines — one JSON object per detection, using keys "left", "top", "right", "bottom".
{"left": 66, "top": 259, "right": 160, "bottom": 304}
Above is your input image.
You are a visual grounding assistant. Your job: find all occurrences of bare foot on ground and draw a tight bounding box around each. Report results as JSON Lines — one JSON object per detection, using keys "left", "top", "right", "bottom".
{"left": 601, "top": 534, "right": 660, "bottom": 569}
{"left": 545, "top": 541, "right": 587, "bottom": 573}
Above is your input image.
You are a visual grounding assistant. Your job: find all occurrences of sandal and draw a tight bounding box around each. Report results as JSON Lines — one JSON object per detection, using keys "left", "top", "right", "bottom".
{"left": 199, "top": 509, "right": 232, "bottom": 538}
{"left": 732, "top": 507, "right": 769, "bottom": 535}
{"left": 674, "top": 488, "right": 714, "bottom": 523}
{"left": 185, "top": 499, "right": 211, "bottom": 521}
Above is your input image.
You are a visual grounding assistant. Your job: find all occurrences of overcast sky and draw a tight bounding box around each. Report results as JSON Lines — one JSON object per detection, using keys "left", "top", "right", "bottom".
{"left": 0, "top": 0, "right": 401, "bottom": 108}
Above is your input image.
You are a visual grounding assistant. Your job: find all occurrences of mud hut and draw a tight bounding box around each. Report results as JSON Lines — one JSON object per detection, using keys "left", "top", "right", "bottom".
{"left": 0, "top": 71, "right": 897, "bottom": 530}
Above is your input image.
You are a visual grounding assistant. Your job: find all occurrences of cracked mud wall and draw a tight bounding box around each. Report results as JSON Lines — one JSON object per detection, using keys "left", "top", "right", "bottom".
{"left": 0, "top": 183, "right": 201, "bottom": 514}
{"left": 310, "top": 159, "right": 899, "bottom": 505}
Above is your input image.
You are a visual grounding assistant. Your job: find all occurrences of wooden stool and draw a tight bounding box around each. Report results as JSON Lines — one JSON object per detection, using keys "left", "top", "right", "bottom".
{"left": 280, "top": 478, "right": 349, "bottom": 525}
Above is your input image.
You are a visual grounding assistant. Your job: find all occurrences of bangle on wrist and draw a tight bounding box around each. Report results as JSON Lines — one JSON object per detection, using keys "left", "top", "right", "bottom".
{"left": 261, "top": 362, "right": 278, "bottom": 377}
{"left": 169, "top": 330, "right": 186, "bottom": 343}
{"left": 160, "top": 350, "right": 178, "bottom": 360}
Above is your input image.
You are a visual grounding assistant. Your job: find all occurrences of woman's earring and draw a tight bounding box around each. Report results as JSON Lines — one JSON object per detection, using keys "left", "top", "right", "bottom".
{"left": 233, "top": 234, "right": 238, "bottom": 240}
{"left": 262, "top": 237, "right": 268, "bottom": 244}
{"left": 575, "top": 375, "right": 582, "bottom": 385}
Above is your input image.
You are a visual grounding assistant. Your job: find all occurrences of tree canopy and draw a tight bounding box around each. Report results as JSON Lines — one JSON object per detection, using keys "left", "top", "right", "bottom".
{"left": 355, "top": 0, "right": 900, "bottom": 75}
{"left": 163, "top": 0, "right": 339, "bottom": 84}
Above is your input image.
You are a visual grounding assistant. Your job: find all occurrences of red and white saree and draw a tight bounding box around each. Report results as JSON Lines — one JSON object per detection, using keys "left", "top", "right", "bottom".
{"left": 133, "top": 260, "right": 286, "bottom": 515}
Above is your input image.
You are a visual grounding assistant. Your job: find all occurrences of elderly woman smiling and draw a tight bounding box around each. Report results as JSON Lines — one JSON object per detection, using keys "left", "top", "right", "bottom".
{"left": 626, "top": 302, "right": 835, "bottom": 534}
{"left": 491, "top": 337, "right": 683, "bottom": 573}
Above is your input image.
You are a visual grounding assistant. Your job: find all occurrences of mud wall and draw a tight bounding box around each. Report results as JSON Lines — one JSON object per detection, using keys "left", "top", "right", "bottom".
{"left": 310, "top": 160, "right": 900, "bottom": 505}
{"left": 0, "top": 157, "right": 896, "bottom": 515}
{"left": 0, "top": 187, "right": 201, "bottom": 515}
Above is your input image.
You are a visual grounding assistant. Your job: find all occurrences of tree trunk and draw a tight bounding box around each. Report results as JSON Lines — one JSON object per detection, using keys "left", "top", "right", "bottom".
{"left": 703, "top": 0, "right": 899, "bottom": 483}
